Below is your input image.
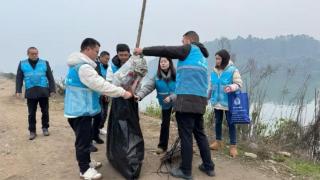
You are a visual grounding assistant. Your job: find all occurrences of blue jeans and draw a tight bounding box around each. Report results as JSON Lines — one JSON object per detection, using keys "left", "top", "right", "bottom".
{"left": 214, "top": 109, "right": 237, "bottom": 145}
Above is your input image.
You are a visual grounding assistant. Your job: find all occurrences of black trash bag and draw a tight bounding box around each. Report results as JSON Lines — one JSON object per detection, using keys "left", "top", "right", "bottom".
{"left": 106, "top": 97, "right": 144, "bottom": 179}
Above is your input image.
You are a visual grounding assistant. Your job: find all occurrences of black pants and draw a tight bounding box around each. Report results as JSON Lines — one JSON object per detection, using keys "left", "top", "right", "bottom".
{"left": 99, "top": 96, "right": 109, "bottom": 129}
{"left": 92, "top": 97, "right": 109, "bottom": 139}
{"left": 68, "top": 116, "right": 92, "bottom": 174}
{"left": 27, "top": 97, "right": 49, "bottom": 132}
{"left": 158, "top": 108, "right": 172, "bottom": 150}
{"left": 175, "top": 112, "right": 214, "bottom": 176}
{"left": 92, "top": 113, "right": 101, "bottom": 140}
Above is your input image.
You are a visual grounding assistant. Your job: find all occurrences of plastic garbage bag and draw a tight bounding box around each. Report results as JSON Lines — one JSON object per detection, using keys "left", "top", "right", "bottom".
{"left": 106, "top": 97, "right": 144, "bottom": 179}
{"left": 112, "top": 55, "right": 148, "bottom": 93}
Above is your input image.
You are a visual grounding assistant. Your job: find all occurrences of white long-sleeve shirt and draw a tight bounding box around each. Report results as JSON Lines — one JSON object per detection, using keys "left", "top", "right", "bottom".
{"left": 67, "top": 52, "right": 125, "bottom": 97}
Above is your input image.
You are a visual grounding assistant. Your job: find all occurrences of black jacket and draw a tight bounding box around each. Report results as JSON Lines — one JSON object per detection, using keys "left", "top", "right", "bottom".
{"left": 142, "top": 43, "right": 209, "bottom": 114}
{"left": 111, "top": 54, "right": 131, "bottom": 68}
{"left": 95, "top": 60, "right": 108, "bottom": 77}
{"left": 111, "top": 55, "right": 122, "bottom": 68}
{"left": 143, "top": 42, "right": 209, "bottom": 60}
{"left": 16, "top": 59, "right": 56, "bottom": 99}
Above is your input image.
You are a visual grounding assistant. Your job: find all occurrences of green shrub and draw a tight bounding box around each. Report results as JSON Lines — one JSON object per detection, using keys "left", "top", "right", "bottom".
{"left": 145, "top": 102, "right": 162, "bottom": 118}
{"left": 287, "top": 158, "right": 320, "bottom": 178}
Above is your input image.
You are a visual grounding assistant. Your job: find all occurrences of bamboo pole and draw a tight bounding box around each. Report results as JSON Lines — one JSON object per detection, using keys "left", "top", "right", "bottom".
{"left": 135, "top": 0, "right": 147, "bottom": 48}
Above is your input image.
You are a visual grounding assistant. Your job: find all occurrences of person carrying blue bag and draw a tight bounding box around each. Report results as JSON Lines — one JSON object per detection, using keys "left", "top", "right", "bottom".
{"left": 135, "top": 57, "right": 176, "bottom": 155}
{"left": 208, "top": 49, "right": 243, "bottom": 158}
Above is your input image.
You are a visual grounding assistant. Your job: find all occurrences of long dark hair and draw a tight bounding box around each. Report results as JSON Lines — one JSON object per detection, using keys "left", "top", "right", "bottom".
{"left": 215, "top": 49, "right": 230, "bottom": 70}
{"left": 157, "top": 57, "right": 176, "bottom": 82}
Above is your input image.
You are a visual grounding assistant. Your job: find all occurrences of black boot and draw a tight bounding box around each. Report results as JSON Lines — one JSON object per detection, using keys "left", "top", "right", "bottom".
{"left": 90, "top": 144, "right": 98, "bottom": 152}
{"left": 198, "top": 164, "right": 215, "bottom": 177}
{"left": 93, "top": 137, "right": 104, "bottom": 144}
{"left": 170, "top": 168, "right": 193, "bottom": 180}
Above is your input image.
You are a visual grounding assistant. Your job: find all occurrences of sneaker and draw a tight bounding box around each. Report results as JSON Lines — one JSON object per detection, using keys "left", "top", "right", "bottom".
{"left": 90, "top": 160, "right": 102, "bottom": 169}
{"left": 156, "top": 147, "right": 166, "bottom": 155}
{"left": 42, "top": 128, "right": 50, "bottom": 136}
{"left": 198, "top": 164, "right": 215, "bottom": 177}
{"left": 29, "top": 132, "right": 37, "bottom": 140}
{"left": 93, "top": 137, "right": 104, "bottom": 144}
{"left": 90, "top": 144, "right": 98, "bottom": 152}
{"left": 99, "top": 128, "right": 107, "bottom": 135}
{"left": 80, "top": 168, "right": 102, "bottom": 180}
{"left": 170, "top": 167, "right": 193, "bottom": 180}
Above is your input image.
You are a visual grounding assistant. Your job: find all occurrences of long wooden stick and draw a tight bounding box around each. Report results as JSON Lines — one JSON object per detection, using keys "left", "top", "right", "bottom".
{"left": 135, "top": 0, "right": 147, "bottom": 48}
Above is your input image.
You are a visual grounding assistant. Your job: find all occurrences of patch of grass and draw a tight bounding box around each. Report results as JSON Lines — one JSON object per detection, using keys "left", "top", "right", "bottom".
{"left": 272, "top": 154, "right": 287, "bottom": 162}
{"left": 145, "top": 102, "right": 162, "bottom": 118}
{"left": 203, "top": 106, "right": 214, "bottom": 129}
{"left": 286, "top": 159, "right": 320, "bottom": 178}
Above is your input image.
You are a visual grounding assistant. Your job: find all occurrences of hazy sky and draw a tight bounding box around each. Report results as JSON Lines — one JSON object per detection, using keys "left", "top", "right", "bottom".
{"left": 1, "top": 0, "right": 319, "bottom": 77}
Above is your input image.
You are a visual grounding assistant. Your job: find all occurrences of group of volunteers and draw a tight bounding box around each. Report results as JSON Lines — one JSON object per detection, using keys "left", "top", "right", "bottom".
{"left": 15, "top": 30, "right": 242, "bottom": 180}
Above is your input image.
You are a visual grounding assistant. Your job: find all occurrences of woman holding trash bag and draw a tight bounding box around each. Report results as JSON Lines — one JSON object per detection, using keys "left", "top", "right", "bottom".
{"left": 208, "top": 49, "right": 243, "bottom": 158}
{"left": 135, "top": 57, "right": 176, "bottom": 154}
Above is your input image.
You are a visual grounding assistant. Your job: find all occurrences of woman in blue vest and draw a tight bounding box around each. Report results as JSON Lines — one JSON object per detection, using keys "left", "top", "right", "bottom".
{"left": 136, "top": 57, "right": 176, "bottom": 154}
{"left": 208, "top": 49, "right": 243, "bottom": 158}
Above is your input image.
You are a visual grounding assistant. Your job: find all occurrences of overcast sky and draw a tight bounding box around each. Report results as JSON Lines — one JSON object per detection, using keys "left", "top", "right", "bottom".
{"left": 0, "top": 0, "right": 319, "bottom": 77}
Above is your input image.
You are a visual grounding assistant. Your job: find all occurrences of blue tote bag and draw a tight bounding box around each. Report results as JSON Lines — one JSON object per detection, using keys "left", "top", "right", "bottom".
{"left": 228, "top": 91, "right": 251, "bottom": 124}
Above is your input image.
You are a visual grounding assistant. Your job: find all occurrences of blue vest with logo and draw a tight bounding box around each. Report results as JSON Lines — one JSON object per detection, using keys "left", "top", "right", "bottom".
{"left": 99, "top": 63, "right": 107, "bottom": 79}
{"left": 20, "top": 59, "right": 49, "bottom": 89}
{"left": 64, "top": 63, "right": 101, "bottom": 117}
{"left": 155, "top": 77, "right": 176, "bottom": 110}
{"left": 175, "top": 44, "right": 208, "bottom": 97}
{"left": 210, "top": 65, "right": 236, "bottom": 107}
{"left": 111, "top": 62, "right": 119, "bottom": 73}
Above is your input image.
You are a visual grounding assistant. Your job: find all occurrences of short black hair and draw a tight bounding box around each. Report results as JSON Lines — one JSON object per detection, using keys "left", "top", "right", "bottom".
{"left": 100, "top": 51, "right": 110, "bottom": 57}
{"left": 27, "top": 47, "right": 38, "bottom": 54}
{"left": 116, "top": 44, "right": 130, "bottom": 53}
{"left": 80, "top": 38, "right": 100, "bottom": 52}
{"left": 183, "top": 31, "right": 200, "bottom": 43}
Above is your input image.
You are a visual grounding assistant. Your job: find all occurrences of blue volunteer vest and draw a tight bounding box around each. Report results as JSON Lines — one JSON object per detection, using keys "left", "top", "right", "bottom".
{"left": 99, "top": 63, "right": 107, "bottom": 79}
{"left": 155, "top": 77, "right": 176, "bottom": 110}
{"left": 111, "top": 62, "right": 119, "bottom": 73}
{"left": 175, "top": 44, "right": 208, "bottom": 97}
{"left": 210, "top": 65, "right": 237, "bottom": 107}
{"left": 20, "top": 59, "right": 49, "bottom": 89}
{"left": 64, "top": 63, "right": 101, "bottom": 117}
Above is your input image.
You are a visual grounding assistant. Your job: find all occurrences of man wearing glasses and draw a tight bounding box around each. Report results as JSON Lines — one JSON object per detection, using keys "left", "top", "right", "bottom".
{"left": 16, "top": 47, "right": 56, "bottom": 140}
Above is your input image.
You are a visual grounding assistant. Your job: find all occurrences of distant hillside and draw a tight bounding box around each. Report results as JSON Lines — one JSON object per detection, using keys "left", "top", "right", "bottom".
{"left": 0, "top": 72, "right": 16, "bottom": 80}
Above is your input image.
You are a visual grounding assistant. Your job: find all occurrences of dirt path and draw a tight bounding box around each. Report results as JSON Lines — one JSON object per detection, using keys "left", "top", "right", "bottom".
{"left": 0, "top": 78, "right": 282, "bottom": 180}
